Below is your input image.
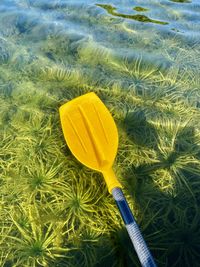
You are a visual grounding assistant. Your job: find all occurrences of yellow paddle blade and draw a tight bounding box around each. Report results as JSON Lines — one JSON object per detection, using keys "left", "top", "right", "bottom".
{"left": 59, "top": 92, "right": 122, "bottom": 193}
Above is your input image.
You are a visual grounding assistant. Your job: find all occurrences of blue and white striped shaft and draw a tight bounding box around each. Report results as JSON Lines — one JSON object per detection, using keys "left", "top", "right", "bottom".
{"left": 112, "top": 187, "right": 157, "bottom": 267}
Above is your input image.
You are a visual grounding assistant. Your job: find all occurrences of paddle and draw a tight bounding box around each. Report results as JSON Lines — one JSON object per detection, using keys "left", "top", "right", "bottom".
{"left": 59, "top": 92, "right": 157, "bottom": 267}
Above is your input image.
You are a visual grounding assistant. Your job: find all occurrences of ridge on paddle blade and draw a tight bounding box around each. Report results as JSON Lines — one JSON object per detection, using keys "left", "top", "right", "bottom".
{"left": 59, "top": 92, "right": 119, "bottom": 172}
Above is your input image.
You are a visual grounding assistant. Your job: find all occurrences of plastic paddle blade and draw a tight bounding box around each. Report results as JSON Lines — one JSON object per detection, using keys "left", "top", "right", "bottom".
{"left": 59, "top": 92, "right": 118, "bottom": 172}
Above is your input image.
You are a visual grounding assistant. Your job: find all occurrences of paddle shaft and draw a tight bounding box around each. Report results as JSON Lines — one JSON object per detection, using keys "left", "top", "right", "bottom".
{"left": 112, "top": 188, "right": 157, "bottom": 267}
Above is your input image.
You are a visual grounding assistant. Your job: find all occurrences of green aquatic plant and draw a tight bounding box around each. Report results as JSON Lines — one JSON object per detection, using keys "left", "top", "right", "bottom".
{"left": 108, "top": 225, "right": 140, "bottom": 267}
{"left": 96, "top": 4, "right": 168, "bottom": 25}
{"left": 3, "top": 204, "right": 72, "bottom": 267}
{"left": 107, "top": 56, "right": 161, "bottom": 93}
{"left": 77, "top": 39, "right": 112, "bottom": 66}
{"left": 39, "top": 29, "right": 85, "bottom": 63}
{"left": 18, "top": 159, "right": 64, "bottom": 202}
{"left": 121, "top": 84, "right": 198, "bottom": 119}
{"left": 0, "top": 222, "right": 12, "bottom": 266}
{"left": 133, "top": 6, "right": 149, "bottom": 12}
{"left": 159, "top": 39, "right": 200, "bottom": 71}
{"left": 145, "top": 118, "right": 200, "bottom": 196}
{"left": 14, "top": 12, "right": 39, "bottom": 34}
{"left": 52, "top": 172, "right": 109, "bottom": 232}
{"left": 152, "top": 168, "right": 176, "bottom": 194}
{"left": 170, "top": 0, "right": 191, "bottom": 3}
{"left": 10, "top": 81, "right": 56, "bottom": 113}
{"left": 13, "top": 113, "right": 52, "bottom": 139}
{"left": 68, "top": 228, "right": 104, "bottom": 267}
{"left": 180, "top": 69, "right": 200, "bottom": 107}
{"left": 157, "top": 66, "right": 184, "bottom": 90}
{"left": 159, "top": 207, "right": 200, "bottom": 267}
{"left": 0, "top": 80, "right": 15, "bottom": 99}
{"left": 0, "top": 43, "right": 11, "bottom": 64}
{"left": 0, "top": 130, "right": 16, "bottom": 164}
{"left": 40, "top": 65, "right": 82, "bottom": 84}
{"left": 1, "top": 1, "right": 200, "bottom": 266}
{"left": 14, "top": 132, "right": 59, "bottom": 163}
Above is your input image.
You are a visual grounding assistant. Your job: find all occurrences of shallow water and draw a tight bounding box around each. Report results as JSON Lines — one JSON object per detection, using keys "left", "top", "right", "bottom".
{"left": 1, "top": 0, "right": 200, "bottom": 77}
{"left": 0, "top": 0, "right": 200, "bottom": 266}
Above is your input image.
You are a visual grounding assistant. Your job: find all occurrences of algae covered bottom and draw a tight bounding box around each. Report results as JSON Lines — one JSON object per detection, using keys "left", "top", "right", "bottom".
{"left": 0, "top": 0, "right": 200, "bottom": 266}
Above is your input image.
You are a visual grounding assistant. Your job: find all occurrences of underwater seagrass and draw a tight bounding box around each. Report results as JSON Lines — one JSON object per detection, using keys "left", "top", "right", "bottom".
{"left": 0, "top": 0, "right": 200, "bottom": 266}
{"left": 96, "top": 4, "right": 168, "bottom": 25}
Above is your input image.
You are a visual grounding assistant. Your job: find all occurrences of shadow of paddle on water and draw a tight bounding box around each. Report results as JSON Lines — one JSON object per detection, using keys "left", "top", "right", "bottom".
{"left": 120, "top": 110, "right": 200, "bottom": 267}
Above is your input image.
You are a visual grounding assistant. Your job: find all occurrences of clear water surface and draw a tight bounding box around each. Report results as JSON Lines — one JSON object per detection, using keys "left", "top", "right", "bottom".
{"left": 0, "top": 0, "right": 200, "bottom": 266}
